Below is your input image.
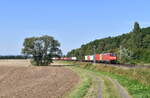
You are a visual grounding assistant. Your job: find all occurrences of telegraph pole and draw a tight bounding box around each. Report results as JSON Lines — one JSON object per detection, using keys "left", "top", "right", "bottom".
{"left": 79, "top": 49, "right": 82, "bottom": 61}
{"left": 120, "top": 45, "right": 122, "bottom": 62}
{"left": 93, "top": 45, "right": 96, "bottom": 64}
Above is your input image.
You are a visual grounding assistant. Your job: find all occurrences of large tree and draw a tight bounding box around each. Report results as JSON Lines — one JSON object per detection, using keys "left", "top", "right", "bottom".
{"left": 22, "top": 35, "right": 62, "bottom": 66}
{"left": 133, "top": 22, "right": 141, "bottom": 33}
{"left": 131, "top": 22, "right": 144, "bottom": 48}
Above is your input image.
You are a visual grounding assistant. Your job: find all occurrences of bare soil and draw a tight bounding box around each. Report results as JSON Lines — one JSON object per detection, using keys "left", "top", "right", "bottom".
{"left": 0, "top": 60, "right": 79, "bottom": 98}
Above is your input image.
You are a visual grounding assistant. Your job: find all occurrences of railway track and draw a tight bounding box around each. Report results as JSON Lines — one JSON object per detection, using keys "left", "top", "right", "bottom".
{"left": 107, "top": 63, "right": 150, "bottom": 68}
{"left": 91, "top": 62, "right": 150, "bottom": 68}
{"left": 56, "top": 60, "right": 150, "bottom": 68}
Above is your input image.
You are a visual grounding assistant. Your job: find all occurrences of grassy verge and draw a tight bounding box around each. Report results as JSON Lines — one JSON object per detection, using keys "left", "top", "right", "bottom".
{"left": 97, "top": 71, "right": 150, "bottom": 98}
{"left": 65, "top": 67, "right": 91, "bottom": 98}
{"left": 60, "top": 61, "right": 150, "bottom": 98}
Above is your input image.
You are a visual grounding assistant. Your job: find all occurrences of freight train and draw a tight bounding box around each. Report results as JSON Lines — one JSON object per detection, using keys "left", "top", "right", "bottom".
{"left": 52, "top": 53, "right": 117, "bottom": 63}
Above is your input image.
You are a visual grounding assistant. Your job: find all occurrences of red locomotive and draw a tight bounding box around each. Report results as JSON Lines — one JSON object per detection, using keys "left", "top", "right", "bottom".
{"left": 94, "top": 53, "right": 117, "bottom": 63}
{"left": 84, "top": 53, "right": 117, "bottom": 63}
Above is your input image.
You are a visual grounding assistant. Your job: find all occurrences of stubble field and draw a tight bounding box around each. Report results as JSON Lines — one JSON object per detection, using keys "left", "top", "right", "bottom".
{"left": 0, "top": 60, "right": 79, "bottom": 98}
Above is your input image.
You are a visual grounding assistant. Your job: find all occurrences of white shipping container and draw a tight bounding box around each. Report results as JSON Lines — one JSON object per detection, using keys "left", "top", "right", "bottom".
{"left": 71, "top": 57, "right": 77, "bottom": 60}
{"left": 52, "top": 57, "right": 55, "bottom": 60}
{"left": 90, "top": 55, "right": 94, "bottom": 60}
{"left": 85, "top": 56, "right": 88, "bottom": 60}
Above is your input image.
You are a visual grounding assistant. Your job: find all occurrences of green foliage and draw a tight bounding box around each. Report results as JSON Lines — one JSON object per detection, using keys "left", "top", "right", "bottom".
{"left": 67, "top": 22, "right": 150, "bottom": 64}
{"left": 22, "top": 35, "right": 62, "bottom": 66}
{"left": 119, "top": 46, "right": 134, "bottom": 64}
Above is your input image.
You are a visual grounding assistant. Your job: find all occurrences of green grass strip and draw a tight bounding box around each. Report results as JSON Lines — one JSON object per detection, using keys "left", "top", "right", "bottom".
{"left": 65, "top": 67, "right": 92, "bottom": 98}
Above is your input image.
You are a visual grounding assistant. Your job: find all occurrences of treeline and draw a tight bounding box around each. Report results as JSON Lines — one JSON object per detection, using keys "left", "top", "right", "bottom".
{"left": 0, "top": 55, "right": 29, "bottom": 59}
{"left": 67, "top": 22, "right": 150, "bottom": 64}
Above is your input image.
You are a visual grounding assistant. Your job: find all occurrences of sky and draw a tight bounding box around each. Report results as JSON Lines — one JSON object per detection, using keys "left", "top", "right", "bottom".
{"left": 0, "top": 0, "right": 150, "bottom": 55}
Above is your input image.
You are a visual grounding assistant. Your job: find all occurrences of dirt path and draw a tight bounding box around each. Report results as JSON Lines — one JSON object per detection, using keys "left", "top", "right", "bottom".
{"left": 101, "top": 75, "right": 131, "bottom": 98}
{"left": 109, "top": 78, "right": 131, "bottom": 98}
{"left": 0, "top": 62, "right": 79, "bottom": 98}
{"left": 83, "top": 72, "right": 103, "bottom": 98}
{"left": 85, "top": 71, "right": 131, "bottom": 98}
{"left": 66, "top": 66, "right": 132, "bottom": 98}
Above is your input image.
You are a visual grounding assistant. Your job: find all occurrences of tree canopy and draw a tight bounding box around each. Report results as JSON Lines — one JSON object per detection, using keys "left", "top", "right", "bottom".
{"left": 22, "top": 35, "right": 62, "bottom": 66}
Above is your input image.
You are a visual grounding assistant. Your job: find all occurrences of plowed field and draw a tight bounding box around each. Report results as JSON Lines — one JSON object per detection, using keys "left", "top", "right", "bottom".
{"left": 0, "top": 60, "right": 79, "bottom": 98}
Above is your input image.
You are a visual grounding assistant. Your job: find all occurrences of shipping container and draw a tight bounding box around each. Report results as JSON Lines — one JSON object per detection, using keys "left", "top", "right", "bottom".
{"left": 89, "top": 55, "right": 94, "bottom": 60}
{"left": 71, "top": 57, "right": 77, "bottom": 60}
{"left": 85, "top": 56, "right": 88, "bottom": 60}
{"left": 85, "top": 55, "right": 94, "bottom": 61}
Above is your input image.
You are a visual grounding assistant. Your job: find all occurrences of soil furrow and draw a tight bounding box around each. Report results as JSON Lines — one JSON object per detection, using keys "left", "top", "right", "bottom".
{"left": 0, "top": 62, "right": 79, "bottom": 98}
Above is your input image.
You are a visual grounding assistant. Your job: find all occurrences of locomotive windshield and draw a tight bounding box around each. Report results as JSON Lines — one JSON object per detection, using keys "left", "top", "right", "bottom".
{"left": 110, "top": 53, "right": 116, "bottom": 56}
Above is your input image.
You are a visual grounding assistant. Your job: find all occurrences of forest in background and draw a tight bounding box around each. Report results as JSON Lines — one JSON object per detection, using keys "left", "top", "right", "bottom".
{"left": 0, "top": 55, "right": 28, "bottom": 59}
{"left": 67, "top": 22, "right": 150, "bottom": 64}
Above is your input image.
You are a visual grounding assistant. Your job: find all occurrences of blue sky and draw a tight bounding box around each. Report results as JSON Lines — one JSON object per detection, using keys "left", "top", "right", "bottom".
{"left": 0, "top": 0, "right": 150, "bottom": 55}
